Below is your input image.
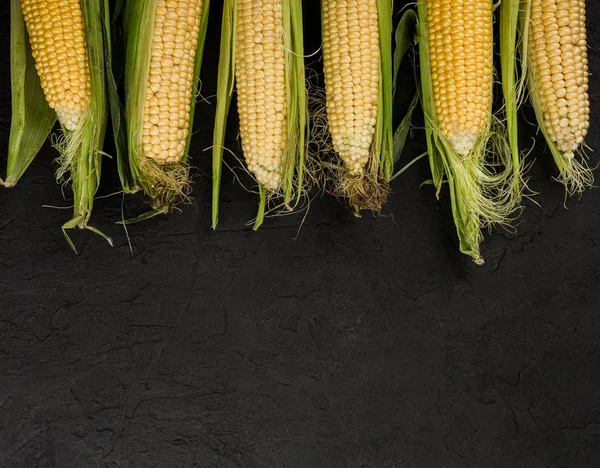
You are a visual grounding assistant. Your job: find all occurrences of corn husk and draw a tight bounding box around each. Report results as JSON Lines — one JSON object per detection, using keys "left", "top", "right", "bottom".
{"left": 5, "top": 0, "right": 112, "bottom": 251}
{"left": 119, "top": 0, "right": 211, "bottom": 218}
{"left": 416, "top": 0, "right": 521, "bottom": 264}
{"left": 211, "top": 0, "right": 309, "bottom": 230}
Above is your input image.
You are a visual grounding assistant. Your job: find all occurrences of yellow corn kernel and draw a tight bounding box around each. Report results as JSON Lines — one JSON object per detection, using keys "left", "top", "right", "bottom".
{"left": 426, "top": 0, "right": 493, "bottom": 156}
{"left": 142, "top": 0, "right": 203, "bottom": 164}
{"left": 21, "top": 0, "right": 91, "bottom": 131}
{"left": 322, "top": 0, "right": 380, "bottom": 176}
{"left": 529, "top": 0, "right": 589, "bottom": 155}
{"left": 235, "top": 0, "right": 287, "bottom": 190}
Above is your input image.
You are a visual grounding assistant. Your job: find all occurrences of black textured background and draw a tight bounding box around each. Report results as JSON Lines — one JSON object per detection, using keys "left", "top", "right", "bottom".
{"left": 1, "top": 1, "right": 599, "bottom": 467}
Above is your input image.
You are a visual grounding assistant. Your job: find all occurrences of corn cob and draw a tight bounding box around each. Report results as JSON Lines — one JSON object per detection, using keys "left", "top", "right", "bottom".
{"left": 318, "top": 0, "right": 394, "bottom": 213}
{"left": 520, "top": 0, "right": 593, "bottom": 194}
{"left": 21, "top": 0, "right": 91, "bottom": 132}
{"left": 427, "top": 0, "right": 493, "bottom": 156}
{"left": 6, "top": 0, "right": 110, "bottom": 249}
{"left": 141, "top": 0, "right": 203, "bottom": 165}
{"left": 418, "top": 0, "right": 520, "bottom": 264}
{"left": 121, "top": 0, "right": 211, "bottom": 212}
{"left": 211, "top": 0, "right": 308, "bottom": 228}
{"left": 528, "top": 0, "right": 589, "bottom": 156}
{"left": 322, "top": 0, "right": 380, "bottom": 176}
{"left": 235, "top": 0, "right": 287, "bottom": 190}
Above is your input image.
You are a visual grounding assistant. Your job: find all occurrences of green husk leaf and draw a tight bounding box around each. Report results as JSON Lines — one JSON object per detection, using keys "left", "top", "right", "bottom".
{"left": 4, "top": 0, "right": 56, "bottom": 187}
{"left": 187, "top": 0, "right": 211, "bottom": 157}
{"left": 254, "top": 185, "right": 266, "bottom": 231}
{"left": 393, "top": 92, "right": 418, "bottom": 165}
{"left": 124, "top": 0, "right": 211, "bottom": 211}
{"left": 281, "top": 0, "right": 308, "bottom": 210}
{"left": 117, "top": 207, "right": 169, "bottom": 225}
{"left": 58, "top": 0, "right": 110, "bottom": 245}
{"left": 211, "top": 0, "right": 237, "bottom": 228}
{"left": 87, "top": 225, "right": 114, "bottom": 246}
{"left": 499, "top": 0, "right": 520, "bottom": 161}
{"left": 374, "top": 0, "right": 394, "bottom": 183}
{"left": 499, "top": 0, "right": 526, "bottom": 203}
{"left": 103, "top": 0, "right": 133, "bottom": 192}
{"left": 392, "top": 8, "right": 417, "bottom": 100}
{"left": 390, "top": 150, "right": 427, "bottom": 182}
{"left": 62, "top": 216, "right": 83, "bottom": 254}
{"left": 416, "top": 0, "right": 444, "bottom": 194}
{"left": 391, "top": 8, "right": 418, "bottom": 166}
{"left": 112, "top": 0, "right": 125, "bottom": 22}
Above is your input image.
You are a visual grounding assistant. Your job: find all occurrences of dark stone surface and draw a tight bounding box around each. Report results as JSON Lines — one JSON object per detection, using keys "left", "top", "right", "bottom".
{"left": 1, "top": 1, "right": 599, "bottom": 467}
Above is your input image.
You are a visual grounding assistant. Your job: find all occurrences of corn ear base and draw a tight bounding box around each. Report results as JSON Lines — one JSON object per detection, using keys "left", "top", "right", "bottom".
{"left": 4, "top": 0, "right": 56, "bottom": 187}
{"left": 212, "top": 0, "right": 308, "bottom": 230}
{"left": 123, "top": 0, "right": 211, "bottom": 211}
